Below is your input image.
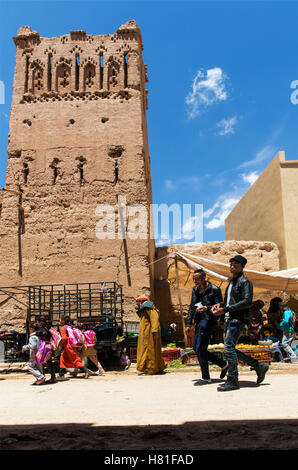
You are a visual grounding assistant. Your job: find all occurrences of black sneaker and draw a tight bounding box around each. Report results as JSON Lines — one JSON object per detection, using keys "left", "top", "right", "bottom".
{"left": 255, "top": 363, "right": 269, "bottom": 384}
{"left": 217, "top": 380, "right": 239, "bottom": 392}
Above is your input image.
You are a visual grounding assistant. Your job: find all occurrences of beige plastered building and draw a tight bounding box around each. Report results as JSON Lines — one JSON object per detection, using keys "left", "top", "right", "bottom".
{"left": 225, "top": 151, "right": 298, "bottom": 270}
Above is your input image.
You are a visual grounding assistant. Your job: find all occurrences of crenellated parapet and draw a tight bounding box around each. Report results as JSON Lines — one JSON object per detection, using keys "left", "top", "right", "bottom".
{"left": 12, "top": 21, "right": 148, "bottom": 106}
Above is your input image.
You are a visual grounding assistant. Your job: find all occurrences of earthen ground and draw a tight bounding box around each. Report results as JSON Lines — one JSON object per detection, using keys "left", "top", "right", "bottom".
{"left": 1, "top": 363, "right": 298, "bottom": 451}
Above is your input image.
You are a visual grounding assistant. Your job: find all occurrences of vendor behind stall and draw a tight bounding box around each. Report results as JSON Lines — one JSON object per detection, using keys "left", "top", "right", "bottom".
{"left": 161, "top": 323, "right": 177, "bottom": 343}
{"left": 247, "top": 300, "right": 265, "bottom": 345}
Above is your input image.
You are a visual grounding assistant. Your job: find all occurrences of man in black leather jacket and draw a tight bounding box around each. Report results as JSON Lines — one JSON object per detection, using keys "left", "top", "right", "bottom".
{"left": 212, "top": 255, "right": 269, "bottom": 391}
{"left": 185, "top": 269, "right": 227, "bottom": 385}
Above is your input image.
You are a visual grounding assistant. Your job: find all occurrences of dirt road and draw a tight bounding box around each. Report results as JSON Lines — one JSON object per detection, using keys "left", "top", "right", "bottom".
{"left": 1, "top": 365, "right": 298, "bottom": 450}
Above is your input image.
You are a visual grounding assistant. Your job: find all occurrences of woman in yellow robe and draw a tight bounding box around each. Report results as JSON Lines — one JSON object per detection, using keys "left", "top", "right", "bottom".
{"left": 135, "top": 296, "right": 166, "bottom": 375}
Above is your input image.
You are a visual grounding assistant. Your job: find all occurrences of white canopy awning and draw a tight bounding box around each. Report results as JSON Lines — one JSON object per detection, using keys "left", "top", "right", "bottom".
{"left": 168, "top": 251, "right": 298, "bottom": 294}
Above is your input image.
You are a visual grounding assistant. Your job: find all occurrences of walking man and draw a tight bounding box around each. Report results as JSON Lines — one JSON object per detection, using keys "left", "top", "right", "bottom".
{"left": 211, "top": 255, "right": 269, "bottom": 391}
{"left": 185, "top": 269, "right": 228, "bottom": 385}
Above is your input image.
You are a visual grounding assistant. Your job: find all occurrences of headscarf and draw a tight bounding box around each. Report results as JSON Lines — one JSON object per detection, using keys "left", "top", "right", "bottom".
{"left": 135, "top": 295, "right": 149, "bottom": 302}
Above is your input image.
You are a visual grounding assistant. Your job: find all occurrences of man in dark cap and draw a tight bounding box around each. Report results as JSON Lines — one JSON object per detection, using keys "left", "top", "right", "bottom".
{"left": 185, "top": 269, "right": 228, "bottom": 385}
{"left": 211, "top": 255, "right": 269, "bottom": 391}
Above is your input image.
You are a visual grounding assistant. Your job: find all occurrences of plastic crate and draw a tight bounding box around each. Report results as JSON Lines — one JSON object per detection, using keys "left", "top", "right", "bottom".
{"left": 181, "top": 351, "right": 198, "bottom": 366}
{"left": 237, "top": 348, "right": 271, "bottom": 365}
{"left": 126, "top": 333, "right": 138, "bottom": 341}
{"left": 208, "top": 349, "right": 225, "bottom": 363}
{"left": 126, "top": 333, "right": 138, "bottom": 350}
{"left": 162, "top": 348, "right": 181, "bottom": 364}
{"left": 125, "top": 321, "right": 140, "bottom": 333}
{"left": 181, "top": 349, "right": 224, "bottom": 366}
{"left": 94, "top": 326, "right": 117, "bottom": 343}
{"left": 129, "top": 347, "right": 137, "bottom": 361}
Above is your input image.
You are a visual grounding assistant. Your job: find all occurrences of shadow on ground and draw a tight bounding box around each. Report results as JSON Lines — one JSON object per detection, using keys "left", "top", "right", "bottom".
{"left": 0, "top": 419, "right": 297, "bottom": 450}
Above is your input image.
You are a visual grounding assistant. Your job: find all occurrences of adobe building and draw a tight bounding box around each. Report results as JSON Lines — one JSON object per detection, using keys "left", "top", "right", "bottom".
{"left": 0, "top": 22, "right": 285, "bottom": 335}
{"left": 0, "top": 21, "right": 155, "bottom": 325}
{"left": 225, "top": 151, "right": 298, "bottom": 270}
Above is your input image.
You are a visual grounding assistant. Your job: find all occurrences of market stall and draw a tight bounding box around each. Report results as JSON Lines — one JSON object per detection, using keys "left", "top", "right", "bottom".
{"left": 163, "top": 251, "right": 298, "bottom": 367}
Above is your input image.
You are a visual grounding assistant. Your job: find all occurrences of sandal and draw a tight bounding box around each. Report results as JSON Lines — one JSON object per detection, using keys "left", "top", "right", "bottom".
{"left": 35, "top": 377, "right": 46, "bottom": 385}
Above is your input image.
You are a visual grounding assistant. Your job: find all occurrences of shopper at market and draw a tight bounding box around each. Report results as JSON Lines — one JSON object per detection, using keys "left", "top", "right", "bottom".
{"left": 185, "top": 269, "right": 228, "bottom": 385}
{"left": 277, "top": 302, "right": 297, "bottom": 361}
{"left": 161, "top": 323, "right": 177, "bottom": 343}
{"left": 211, "top": 255, "right": 269, "bottom": 391}
{"left": 135, "top": 295, "right": 166, "bottom": 375}
{"left": 58, "top": 316, "right": 91, "bottom": 380}
{"left": 22, "top": 321, "right": 45, "bottom": 385}
{"left": 267, "top": 297, "right": 283, "bottom": 340}
{"left": 247, "top": 300, "right": 265, "bottom": 345}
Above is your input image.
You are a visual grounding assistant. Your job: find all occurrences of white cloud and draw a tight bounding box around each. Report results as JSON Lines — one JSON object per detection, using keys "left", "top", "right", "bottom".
{"left": 155, "top": 238, "right": 171, "bottom": 247}
{"left": 216, "top": 116, "right": 237, "bottom": 136}
{"left": 186, "top": 67, "right": 229, "bottom": 119}
{"left": 204, "top": 166, "right": 262, "bottom": 231}
{"left": 181, "top": 176, "right": 201, "bottom": 184}
{"left": 238, "top": 144, "right": 274, "bottom": 169}
{"left": 182, "top": 215, "right": 201, "bottom": 240}
{"left": 164, "top": 179, "right": 176, "bottom": 191}
{"left": 203, "top": 201, "right": 220, "bottom": 219}
{"left": 241, "top": 171, "right": 259, "bottom": 186}
{"left": 204, "top": 196, "right": 241, "bottom": 230}
{"left": 164, "top": 175, "right": 207, "bottom": 192}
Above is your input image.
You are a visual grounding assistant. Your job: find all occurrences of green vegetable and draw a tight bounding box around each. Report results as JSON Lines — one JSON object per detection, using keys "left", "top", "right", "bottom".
{"left": 168, "top": 358, "right": 187, "bottom": 368}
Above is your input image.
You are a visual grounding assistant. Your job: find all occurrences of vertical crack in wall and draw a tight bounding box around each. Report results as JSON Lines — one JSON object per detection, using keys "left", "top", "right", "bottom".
{"left": 117, "top": 198, "right": 131, "bottom": 287}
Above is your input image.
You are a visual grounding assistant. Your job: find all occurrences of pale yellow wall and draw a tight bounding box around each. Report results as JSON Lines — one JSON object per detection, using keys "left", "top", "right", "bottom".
{"left": 225, "top": 151, "right": 288, "bottom": 268}
{"left": 280, "top": 160, "right": 298, "bottom": 268}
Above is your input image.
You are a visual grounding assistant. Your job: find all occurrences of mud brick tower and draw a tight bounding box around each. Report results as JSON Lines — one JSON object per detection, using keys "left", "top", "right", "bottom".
{"left": 0, "top": 21, "right": 155, "bottom": 322}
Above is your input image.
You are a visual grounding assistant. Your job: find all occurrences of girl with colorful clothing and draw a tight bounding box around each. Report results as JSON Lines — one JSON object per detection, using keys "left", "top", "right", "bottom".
{"left": 58, "top": 316, "right": 90, "bottom": 379}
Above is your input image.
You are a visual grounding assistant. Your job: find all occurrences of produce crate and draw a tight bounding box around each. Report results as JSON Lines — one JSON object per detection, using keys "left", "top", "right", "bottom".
{"left": 94, "top": 326, "right": 117, "bottom": 343}
{"left": 181, "top": 349, "right": 225, "bottom": 366}
{"left": 237, "top": 348, "right": 271, "bottom": 365}
{"left": 181, "top": 350, "right": 198, "bottom": 366}
{"left": 124, "top": 321, "right": 139, "bottom": 333}
{"left": 129, "top": 347, "right": 137, "bottom": 361}
{"left": 208, "top": 349, "right": 225, "bottom": 363}
{"left": 125, "top": 333, "right": 138, "bottom": 350}
{"left": 162, "top": 348, "right": 181, "bottom": 364}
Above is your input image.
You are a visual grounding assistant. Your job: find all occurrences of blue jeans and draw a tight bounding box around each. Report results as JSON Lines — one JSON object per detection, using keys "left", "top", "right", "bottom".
{"left": 193, "top": 317, "right": 226, "bottom": 380}
{"left": 281, "top": 330, "right": 296, "bottom": 358}
{"left": 224, "top": 319, "right": 259, "bottom": 381}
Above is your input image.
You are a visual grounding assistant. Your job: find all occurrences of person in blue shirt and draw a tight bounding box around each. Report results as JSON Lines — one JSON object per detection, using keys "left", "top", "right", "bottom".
{"left": 277, "top": 302, "right": 297, "bottom": 360}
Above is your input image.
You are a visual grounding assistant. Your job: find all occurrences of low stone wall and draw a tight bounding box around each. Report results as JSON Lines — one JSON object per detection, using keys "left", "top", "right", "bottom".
{"left": 0, "top": 362, "right": 27, "bottom": 374}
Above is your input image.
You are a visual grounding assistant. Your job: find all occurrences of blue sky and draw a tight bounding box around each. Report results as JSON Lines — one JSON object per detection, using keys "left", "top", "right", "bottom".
{"left": 1, "top": 0, "right": 298, "bottom": 245}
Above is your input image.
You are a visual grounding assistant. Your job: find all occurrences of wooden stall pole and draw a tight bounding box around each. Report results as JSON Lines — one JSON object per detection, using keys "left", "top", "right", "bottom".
{"left": 174, "top": 254, "right": 188, "bottom": 347}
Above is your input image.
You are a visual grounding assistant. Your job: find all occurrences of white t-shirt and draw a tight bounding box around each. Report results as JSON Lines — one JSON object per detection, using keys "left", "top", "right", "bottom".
{"left": 225, "top": 282, "right": 232, "bottom": 321}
